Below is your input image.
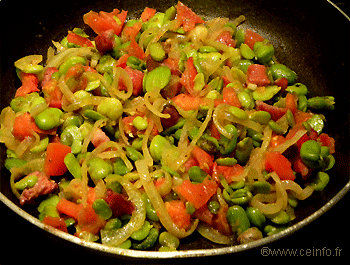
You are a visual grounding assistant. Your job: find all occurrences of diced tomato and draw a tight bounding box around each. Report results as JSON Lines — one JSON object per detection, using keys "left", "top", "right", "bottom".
{"left": 171, "top": 93, "right": 206, "bottom": 111}
{"left": 77, "top": 204, "right": 106, "bottom": 234}
{"left": 209, "top": 121, "right": 221, "bottom": 140}
{"left": 91, "top": 128, "right": 110, "bottom": 148}
{"left": 162, "top": 57, "right": 181, "bottom": 76}
{"left": 183, "top": 156, "right": 199, "bottom": 172}
{"left": 212, "top": 204, "right": 232, "bottom": 235}
{"left": 140, "top": 7, "right": 156, "bottom": 22}
{"left": 264, "top": 151, "right": 295, "bottom": 181}
{"left": 15, "top": 73, "right": 39, "bottom": 97}
{"left": 285, "top": 93, "right": 297, "bottom": 114}
{"left": 125, "top": 39, "right": 145, "bottom": 59}
{"left": 244, "top": 29, "right": 264, "bottom": 50}
{"left": 123, "top": 66, "right": 144, "bottom": 96}
{"left": 318, "top": 133, "right": 335, "bottom": 154}
{"left": 121, "top": 21, "right": 142, "bottom": 42}
{"left": 83, "top": 9, "right": 127, "bottom": 36}
{"left": 56, "top": 198, "right": 83, "bottom": 220}
{"left": 43, "top": 216, "right": 68, "bottom": 233}
{"left": 212, "top": 163, "right": 244, "bottom": 183}
{"left": 180, "top": 57, "right": 197, "bottom": 95}
{"left": 41, "top": 67, "right": 58, "bottom": 87}
{"left": 42, "top": 80, "right": 63, "bottom": 108}
{"left": 104, "top": 189, "right": 134, "bottom": 217}
{"left": 44, "top": 142, "right": 71, "bottom": 176}
{"left": 191, "top": 146, "right": 214, "bottom": 174}
{"left": 274, "top": 77, "right": 288, "bottom": 91}
{"left": 246, "top": 64, "right": 271, "bottom": 86}
{"left": 216, "top": 31, "right": 236, "bottom": 47}
{"left": 222, "top": 85, "right": 242, "bottom": 108}
{"left": 175, "top": 178, "right": 217, "bottom": 209}
{"left": 294, "top": 110, "right": 312, "bottom": 125}
{"left": 176, "top": 1, "right": 204, "bottom": 32}
{"left": 12, "top": 112, "right": 56, "bottom": 141}
{"left": 95, "top": 30, "right": 115, "bottom": 54}
{"left": 293, "top": 157, "right": 309, "bottom": 179}
{"left": 67, "top": 32, "right": 94, "bottom": 47}
{"left": 115, "top": 54, "right": 130, "bottom": 68}
{"left": 165, "top": 200, "right": 191, "bottom": 230}
{"left": 255, "top": 100, "right": 287, "bottom": 121}
{"left": 193, "top": 204, "right": 214, "bottom": 225}
{"left": 269, "top": 135, "right": 286, "bottom": 148}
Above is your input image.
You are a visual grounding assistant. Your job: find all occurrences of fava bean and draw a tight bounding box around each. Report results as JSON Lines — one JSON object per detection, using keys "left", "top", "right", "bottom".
{"left": 270, "top": 210, "right": 290, "bottom": 225}
{"left": 150, "top": 135, "right": 171, "bottom": 162}
{"left": 188, "top": 166, "right": 207, "bottom": 183}
{"left": 133, "top": 227, "right": 159, "bottom": 250}
{"left": 35, "top": 107, "right": 63, "bottom": 130}
{"left": 251, "top": 181, "right": 271, "bottom": 194}
{"left": 309, "top": 171, "right": 330, "bottom": 191}
{"left": 268, "top": 120, "right": 285, "bottom": 134}
{"left": 228, "top": 106, "right": 248, "bottom": 120}
{"left": 235, "top": 28, "right": 245, "bottom": 47}
{"left": 83, "top": 109, "right": 106, "bottom": 121}
{"left": 87, "top": 157, "right": 113, "bottom": 180}
{"left": 30, "top": 136, "right": 49, "bottom": 153}
{"left": 246, "top": 207, "right": 266, "bottom": 228}
{"left": 64, "top": 153, "right": 82, "bottom": 179}
{"left": 298, "top": 95, "right": 308, "bottom": 112}
{"left": 270, "top": 64, "right": 297, "bottom": 84}
{"left": 249, "top": 111, "right": 271, "bottom": 125}
{"left": 113, "top": 157, "right": 131, "bottom": 176}
{"left": 4, "top": 158, "right": 27, "bottom": 170}
{"left": 59, "top": 56, "right": 87, "bottom": 75}
{"left": 215, "top": 157, "right": 237, "bottom": 166}
{"left": 238, "top": 90, "right": 254, "bottom": 110}
{"left": 96, "top": 97, "right": 123, "bottom": 121}
{"left": 131, "top": 220, "right": 152, "bottom": 241}
{"left": 125, "top": 146, "right": 143, "bottom": 161}
{"left": 253, "top": 85, "right": 281, "bottom": 101}
{"left": 219, "top": 124, "right": 238, "bottom": 155}
{"left": 159, "top": 231, "right": 180, "bottom": 249}
{"left": 264, "top": 224, "right": 287, "bottom": 236}
{"left": 92, "top": 199, "right": 113, "bottom": 220}
{"left": 240, "top": 44, "right": 255, "bottom": 60}
{"left": 300, "top": 140, "right": 321, "bottom": 168}
{"left": 254, "top": 43, "right": 274, "bottom": 64}
{"left": 307, "top": 96, "right": 335, "bottom": 110}
{"left": 14, "top": 174, "right": 38, "bottom": 190}
{"left": 144, "top": 66, "right": 171, "bottom": 92}
{"left": 133, "top": 116, "right": 148, "bottom": 130}
{"left": 208, "top": 200, "right": 220, "bottom": 214}
{"left": 226, "top": 205, "right": 250, "bottom": 235}
{"left": 60, "top": 125, "right": 83, "bottom": 154}
{"left": 286, "top": 83, "right": 308, "bottom": 96}
{"left": 306, "top": 114, "right": 324, "bottom": 134}
{"left": 237, "top": 227, "right": 263, "bottom": 244}
{"left": 142, "top": 193, "right": 159, "bottom": 222}
{"left": 104, "top": 218, "right": 122, "bottom": 230}
{"left": 149, "top": 42, "right": 166, "bottom": 62}
{"left": 235, "top": 137, "right": 253, "bottom": 164}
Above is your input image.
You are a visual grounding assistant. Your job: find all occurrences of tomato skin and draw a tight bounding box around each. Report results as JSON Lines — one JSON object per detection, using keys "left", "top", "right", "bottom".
{"left": 318, "top": 133, "right": 335, "bottom": 154}
{"left": 56, "top": 198, "right": 83, "bottom": 220}
{"left": 176, "top": 1, "right": 204, "bottom": 32}
{"left": 180, "top": 57, "right": 197, "bottom": 95}
{"left": 44, "top": 142, "right": 71, "bottom": 176}
{"left": 216, "top": 31, "right": 236, "bottom": 47}
{"left": 244, "top": 29, "right": 264, "bottom": 49}
{"left": 67, "top": 32, "right": 94, "bottom": 47}
{"left": 175, "top": 178, "right": 217, "bottom": 209}
{"left": 43, "top": 216, "right": 68, "bottom": 233}
{"left": 125, "top": 39, "right": 145, "bottom": 59}
{"left": 222, "top": 85, "right": 242, "bottom": 108}
{"left": 140, "top": 7, "right": 156, "bottom": 22}
{"left": 256, "top": 100, "right": 287, "bottom": 121}
{"left": 212, "top": 163, "right": 244, "bottom": 183}
{"left": 165, "top": 200, "right": 191, "bottom": 230}
{"left": 191, "top": 146, "right": 214, "bottom": 174}
{"left": 264, "top": 151, "right": 295, "bottom": 180}
{"left": 15, "top": 73, "right": 39, "bottom": 97}
{"left": 246, "top": 64, "right": 271, "bottom": 86}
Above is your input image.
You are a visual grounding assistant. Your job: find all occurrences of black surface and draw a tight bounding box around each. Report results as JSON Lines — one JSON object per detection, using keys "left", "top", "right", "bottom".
{"left": 1, "top": 0, "right": 349, "bottom": 263}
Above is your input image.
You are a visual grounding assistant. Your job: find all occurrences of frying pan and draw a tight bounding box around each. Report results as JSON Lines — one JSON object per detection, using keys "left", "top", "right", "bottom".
{"left": 1, "top": 0, "right": 349, "bottom": 262}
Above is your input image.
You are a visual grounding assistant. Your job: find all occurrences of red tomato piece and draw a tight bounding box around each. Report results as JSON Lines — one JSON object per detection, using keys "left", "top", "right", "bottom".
{"left": 56, "top": 198, "right": 83, "bottom": 220}
{"left": 193, "top": 204, "right": 214, "bottom": 225}
{"left": 90, "top": 128, "right": 110, "bottom": 148}
{"left": 94, "top": 31, "right": 115, "bottom": 54}
{"left": 15, "top": 73, "right": 39, "bottom": 97}
{"left": 44, "top": 142, "right": 71, "bottom": 176}
{"left": 124, "top": 66, "right": 144, "bottom": 96}
{"left": 140, "top": 7, "right": 156, "bottom": 22}
{"left": 216, "top": 31, "right": 236, "bottom": 47}
{"left": 67, "top": 32, "right": 94, "bottom": 47}
{"left": 121, "top": 21, "right": 142, "bottom": 42}
{"left": 222, "top": 85, "right": 242, "bottom": 108}
{"left": 176, "top": 1, "right": 204, "bottom": 32}
{"left": 175, "top": 178, "right": 218, "bottom": 209}
{"left": 212, "top": 204, "right": 232, "bottom": 235}
{"left": 191, "top": 146, "right": 214, "bottom": 174}
{"left": 212, "top": 163, "right": 244, "bottom": 183}
{"left": 43, "top": 216, "right": 68, "bottom": 233}
{"left": 318, "top": 133, "right": 335, "bottom": 154}
{"left": 171, "top": 93, "right": 205, "bottom": 111}
{"left": 180, "top": 57, "right": 197, "bottom": 95}
{"left": 244, "top": 29, "right": 264, "bottom": 50}
{"left": 264, "top": 151, "right": 295, "bottom": 181}
{"left": 246, "top": 64, "right": 271, "bottom": 86}
{"left": 165, "top": 200, "right": 191, "bottom": 230}
{"left": 274, "top": 77, "right": 289, "bottom": 91}
{"left": 255, "top": 100, "right": 287, "bottom": 121}
{"left": 285, "top": 93, "right": 298, "bottom": 114}
{"left": 83, "top": 9, "right": 127, "bottom": 36}
{"left": 125, "top": 39, "right": 145, "bottom": 59}
{"left": 77, "top": 204, "right": 106, "bottom": 235}
{"left": 42, "top": 80, "right": 63, "bottom": 108}
{"left": 104, "top": 189, "right": 134, "bottom": 217}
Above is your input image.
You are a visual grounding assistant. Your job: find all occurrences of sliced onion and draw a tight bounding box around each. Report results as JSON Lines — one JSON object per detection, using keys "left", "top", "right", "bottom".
{"left": 197, "top": 223, "right": 235, "bottom": 245}
{"left": 272, "top": 129, "right": 307, "bottom": 153}
{"left": 100, "top": 176, "right": 146, "bottom": 247}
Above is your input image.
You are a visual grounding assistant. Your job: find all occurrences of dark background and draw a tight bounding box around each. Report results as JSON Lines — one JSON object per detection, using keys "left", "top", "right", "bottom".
{"left": 1, "top": 0, "right": 349, "bottom": 263}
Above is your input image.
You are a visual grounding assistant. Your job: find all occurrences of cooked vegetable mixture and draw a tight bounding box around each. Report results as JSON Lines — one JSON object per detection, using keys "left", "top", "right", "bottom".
{"left": 0, "top": 1, "right": 336, "bottom": 250}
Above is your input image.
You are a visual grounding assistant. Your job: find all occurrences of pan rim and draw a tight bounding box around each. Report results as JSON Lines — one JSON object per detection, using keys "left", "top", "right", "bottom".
{"left": 0, "top": 0, "right": 349, "bottom": 258}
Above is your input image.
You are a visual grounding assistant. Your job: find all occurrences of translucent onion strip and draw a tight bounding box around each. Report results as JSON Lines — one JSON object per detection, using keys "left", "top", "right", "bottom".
{"left": 272, "top": 129, "right": 307, "bottom": 153}
{"left": 281, "top": 180, "right": 314, "bottom": 200}
{"left": 197, "top": 223, "right": 235, "bottom": 245}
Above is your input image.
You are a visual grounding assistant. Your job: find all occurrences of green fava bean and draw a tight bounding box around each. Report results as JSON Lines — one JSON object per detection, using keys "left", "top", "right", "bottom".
{"left": 235, "top": 137, "right": 253, "bottom": 164}
{"left": 14, "top": 174, "right": 38, "bottom": 190}
{"left": 240, "top": 44, "right": 255, "bottom": 60}
{"left": 142, "top": 193, "right": 159, "bottom": 222}
{"left": 144, "top": 66, "right": 171, "bottom": 92}
{"left": 300, "top": 140, "right": 321, "bottom": 168}
{"left": 238, "top": 90, "right": 254, "bottom": 110}
{"left": 270, "top": 64, "right": 297, "bottom": 84}
{"left": 159, "top": 231, "right": 180, "bottom": 249}
{"left": 131, "top": 220, "right": 153, "bottom": 241}
{"left": 246, "top": 207, "right": 266, "bottom": 228}
{"left": 237, "top": 59, "right": 253, "bottom": 73}
{"left": 30, "top": 136, "right": 49, "bottom": 153}
{"left": 59, "top": 56, "right": 87, "bottom": 75}
{"left": 133, "top": 116, "right": 148, "bottom": 130}
{"left": 149, "top": 42, "right": 166, "bottom": 62}
{"left": 150, "top": 135, "right": 171, "bottom": 162}
{"left": 97, "top": 97, "right": 123, "bottom": 121}
{"left": 228, "top": 106, "right": 248, "bottom": 120}
{"left": 60, "top": 125, "right": 83, "bottom": 154}
{"left": 227, "top": 205, "right": 250, "bottom": 235}
{"left": 64, "top": 153, "right": 82, "bottom": 179}
{"left": 252, "top": 85, "right": 281, "bottom": 101}
{"left": 188, "top": 166, "right": 207, "bottom": 183}
{"left": 87, "top": 157, "right": 113, "bottom": 180}
{"left": 255, "top": 43, "right": 274, "bottom": 64}
{"left": 132, "top": 227, "right": 159, "bottom": 250}
{"left": 249, "top": 111, "right": 271, "bottom": 125}
{"left": 270, "top": 210, "right": 290, "bottom": 225}
{"left": 92, "top": 199, "right": 113, "bottom": 220}
{"left": 235, "top": 28, "right": 245, "bottom": 47}
{"left": 35, "top": 108, "right": 63, "bottom": 130}
{"left": 309, "top": 171, "right": 330, "bottom": 191}
{"left": 286, "top": 83, "right": 308, "bottom": 96}
{"left": 307, "top": 96, "right": 335, "bottom": 110}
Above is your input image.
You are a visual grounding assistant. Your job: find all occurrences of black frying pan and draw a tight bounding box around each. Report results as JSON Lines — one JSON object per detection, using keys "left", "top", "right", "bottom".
{"left": 1, "top": 0, "right": 349, "bottom": 262}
